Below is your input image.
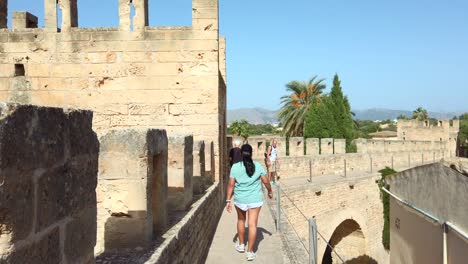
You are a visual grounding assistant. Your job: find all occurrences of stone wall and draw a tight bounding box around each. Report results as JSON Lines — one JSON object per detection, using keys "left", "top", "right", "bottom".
{"left": 333, "top": 138, "right": 346, "bottom": 154}
{"left": 397, "top": 119, "right": 459, "bottom": 157}
{"left": 168, "top": 135, "right": 194, "bottom": 211}
{"left": 240, "top": 136, "right": 348, "bottom": 157}
{"left": 280, "top": 177, "right": 389, "bottom": 263}
{"left": 96, "top": 129, "right": 168, "bottom": 254}
{"left": 355, "top": 138, "right": 447, "bottom": 154}
{"left": 0, "top": 0, "right": 226, "bottom": 184}
{"left": 289, "top": 137, "right": 304, "bottom": 157}
{"left": 144, "top": 183, "right": 223, "bottom": 264}
{"left": 258, "top": 150, "right": 446, "bottom": 179}
{"left": 0, "top": 104, "right": 99, "bottom": 263}
{"left": 306, "top": 138, "right": 319, "bottom": 156}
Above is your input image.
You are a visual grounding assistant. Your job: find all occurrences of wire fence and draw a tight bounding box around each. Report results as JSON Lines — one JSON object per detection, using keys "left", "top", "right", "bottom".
{"left": 272, "top": 183, "right": 346, "bottom": 264}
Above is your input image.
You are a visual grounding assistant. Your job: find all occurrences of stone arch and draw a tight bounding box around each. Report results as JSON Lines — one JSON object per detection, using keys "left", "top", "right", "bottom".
{"left": 317, "top": 209, "right": 373, "bottom": 264}
{"left": 322, "top": 219, "right": 367, "bottom": 264}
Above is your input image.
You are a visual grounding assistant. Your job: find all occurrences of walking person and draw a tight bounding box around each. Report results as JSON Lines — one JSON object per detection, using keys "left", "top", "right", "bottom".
{"left": 229, "top": 140, "right": 242, "bottom": 167}
{"left": 265, "top": 139, "right": 280, "bottom": 184}
{"left": 226, "top": 144, "right": 273, "bottom": 261}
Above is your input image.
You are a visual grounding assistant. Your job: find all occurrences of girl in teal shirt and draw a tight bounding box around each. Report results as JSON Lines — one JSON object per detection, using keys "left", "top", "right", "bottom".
{"left": 226, "top": 144, "right": 273, "bottom": 261}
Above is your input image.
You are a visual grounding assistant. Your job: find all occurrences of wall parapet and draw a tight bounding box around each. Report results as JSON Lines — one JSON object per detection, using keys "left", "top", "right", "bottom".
{"left": 0, "top": 104, "right": 99, "bottom": 263}
{"left": 140, "top": 182, "right": 223, "bottom": 263}
{"left": 256, "top": 150, "right": 446, "bottom": 180}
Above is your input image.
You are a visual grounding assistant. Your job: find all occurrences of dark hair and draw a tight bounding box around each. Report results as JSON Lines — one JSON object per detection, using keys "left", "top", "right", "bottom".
{"left": 241, "top": 144, "right": 255, "bottom": 177}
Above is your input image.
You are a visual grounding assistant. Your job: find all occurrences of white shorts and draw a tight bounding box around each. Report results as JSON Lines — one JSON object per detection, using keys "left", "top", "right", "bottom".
{"left": 234, "top": 201, "right": 263, "bottom": 211}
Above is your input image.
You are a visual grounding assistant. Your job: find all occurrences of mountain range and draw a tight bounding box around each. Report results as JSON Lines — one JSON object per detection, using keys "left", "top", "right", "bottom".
{"left": 227, "top": 107, "right": 465, "bottom": 124}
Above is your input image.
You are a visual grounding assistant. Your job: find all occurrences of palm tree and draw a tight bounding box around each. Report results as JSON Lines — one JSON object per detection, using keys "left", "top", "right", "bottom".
{"left": 412, "top": 107, "right": 428, "bottom": 121}
{"left": 230, "top": 119, "right": 250, "bottom": 142}
{"left": 278, "top": 76, "right": 326, "bottom": 136}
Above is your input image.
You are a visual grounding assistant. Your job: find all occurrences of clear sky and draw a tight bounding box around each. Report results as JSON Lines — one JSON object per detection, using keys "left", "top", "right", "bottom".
{"left": 7, "top": 0, "right": 468, "bottom": 112}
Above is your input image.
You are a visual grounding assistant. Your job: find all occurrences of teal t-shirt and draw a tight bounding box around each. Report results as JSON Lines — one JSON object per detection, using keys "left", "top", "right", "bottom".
{"left": 230, "top": 161, "right": 267, "bottom": 204}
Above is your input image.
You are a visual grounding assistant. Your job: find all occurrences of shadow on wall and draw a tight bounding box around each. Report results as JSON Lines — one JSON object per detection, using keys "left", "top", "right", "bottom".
{"left": 103, "top": 210, "right": 152, "bottom": 251}
{"left": 96, "top": 210, "right": 157, "bottom": 263}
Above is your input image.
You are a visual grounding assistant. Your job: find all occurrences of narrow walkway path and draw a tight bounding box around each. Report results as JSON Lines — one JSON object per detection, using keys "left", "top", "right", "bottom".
{"left": 206, "top": 197, "right": 286, "bottom": 264}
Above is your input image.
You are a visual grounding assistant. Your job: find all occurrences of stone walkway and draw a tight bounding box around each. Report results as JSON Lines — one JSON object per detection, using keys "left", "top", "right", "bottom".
{"left": 205, "top": 195, "right": 288, "bottom": 264}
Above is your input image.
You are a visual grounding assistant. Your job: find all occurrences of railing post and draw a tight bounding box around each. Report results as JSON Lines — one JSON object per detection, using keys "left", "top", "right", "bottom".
{"left": 370, "top": 157, "right": 373, "bottom": 173}
{"left": 309, "top": 159, "right": 312, "bottom": 182}
{"left": 276, "top": 183, "right": 281, "bottom": 232}
{"left": 309, "top": 218, "right": 317, "bottom": 264}
{"left": 344, "top": 159, "right": 347, "bottom": 178}
{"left": 391, "top": 155, "right": 394, "bottom": 169}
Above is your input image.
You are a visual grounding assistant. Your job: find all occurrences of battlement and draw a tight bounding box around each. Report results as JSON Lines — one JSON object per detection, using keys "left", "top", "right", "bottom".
{"left": 397, "top": 119, "right": 460, "bottom": 130}
{"left": 0, "top": 0, "right": 218, "bottom": 33}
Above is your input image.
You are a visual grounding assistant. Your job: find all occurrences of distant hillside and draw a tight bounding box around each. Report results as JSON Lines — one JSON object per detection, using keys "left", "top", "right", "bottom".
{"left": 353, "top": 108, "right": 463, "bottom": 121}
{"left": 228, "top": 107, "right": 465, "bottom": 124}
{"left": 227, "top": 108, "right": 279, "bottom": 124}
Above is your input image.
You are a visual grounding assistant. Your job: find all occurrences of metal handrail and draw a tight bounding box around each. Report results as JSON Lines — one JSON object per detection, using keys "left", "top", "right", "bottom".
{"left": 382, "top": 187, "right": 468, "bottom": 240}
{"left": 278, "top": 185, "right": 346, "bottom": 264}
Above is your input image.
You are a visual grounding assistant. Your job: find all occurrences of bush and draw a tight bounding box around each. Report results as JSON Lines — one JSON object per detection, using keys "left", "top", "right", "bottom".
{"left": 378, "top": 167, "right": 397, "bottom": 250}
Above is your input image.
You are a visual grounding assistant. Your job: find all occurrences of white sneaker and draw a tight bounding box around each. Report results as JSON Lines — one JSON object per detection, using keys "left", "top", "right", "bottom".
{"left": 246, "top": 251, "right": 256, "bottom": 261}
{"left": 235, "top": 243, "right": 245, "bottom": 253}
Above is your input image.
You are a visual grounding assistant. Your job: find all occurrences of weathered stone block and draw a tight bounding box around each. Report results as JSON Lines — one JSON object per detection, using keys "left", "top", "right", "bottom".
{"left": 168, "top": 135, "right": 194, "bottom": 211}
{"left": 44, "top": 0, "right": 58, "bottom": 30}
{"left": 0, "top": 175, "right": 34, "bottom": 242}
{"left": 306, "top": 138, "right": 320, "bottom": 156}
{"left": 289, "top": 137, "right": 304, "bottom": 157}
{"left": 68, "top": 110, "right": 99, "bottom": 158}
{"left": 12, "top": 12, "right": 38, "bottom": 29}
{"left": 321, "top": 138, "right": 334, "bottom": 155}
{"left": 104, "top": 214, "right": 151, "bottom": 250}
{"left": 3, "top": 227, "right": 61, "bottom": 264}
{"left": 0, "top": 0, "right": 7, "bottom": 29}
{"left": 97, "top": 128, "right": 168, "bottom": 251}
{"left": 64, "top": 207, "right": 96, "bottom": 263}
{"left": 334, "top": 139, "right": 346, "bottom": 154}
{"left": 0, "top": 105, "right": 68, "bottom": 172}
{"left": 0, "top": 104, "right": 98, "bottom": 262}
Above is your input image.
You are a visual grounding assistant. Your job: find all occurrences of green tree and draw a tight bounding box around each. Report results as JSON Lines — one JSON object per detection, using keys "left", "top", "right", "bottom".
{"left": 412, "top": 107, "right": 429, "bottom": 121}
{"left": 278, "top": 76, "right": 326, "bottom": 136}
{"left": 328, "top": 74, "right": 355, "bottom": 152}
{"left": 355, "top": 120, "right": 381, "bottom": 138}
{"left": 229, "top": 119, "right": 250, "bottom": 142}
{"left": 304, "top": 96, "right": 338, "bottom": 138}
{"left": 458, "top": 113, "right": 468, "bottom": 147}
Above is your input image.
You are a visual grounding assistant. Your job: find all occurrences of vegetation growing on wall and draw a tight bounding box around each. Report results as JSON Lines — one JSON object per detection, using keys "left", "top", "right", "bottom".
{"left": 378, "top": 167, "right": 397, "bottom": 250}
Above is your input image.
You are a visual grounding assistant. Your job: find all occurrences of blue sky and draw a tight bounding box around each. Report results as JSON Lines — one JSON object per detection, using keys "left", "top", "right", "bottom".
{"left": 7, "top": 0, "right": 468, "bottom": 112}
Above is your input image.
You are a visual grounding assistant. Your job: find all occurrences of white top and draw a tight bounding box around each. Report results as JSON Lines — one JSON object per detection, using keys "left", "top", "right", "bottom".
{"left": 269, "top": 146, "right": 277, "bottom": 161}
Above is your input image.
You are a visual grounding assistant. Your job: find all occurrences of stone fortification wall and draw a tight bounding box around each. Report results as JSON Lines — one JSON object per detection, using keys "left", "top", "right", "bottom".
{"left": 279, "top": 177, "right": 389, "bottom": 263}
{"left": 354, "top": 138, "right": 447, "bottom": 154}
{"left": 397, "top": 119, "right": 459, "bottom": 157}
{"left": 0, "top": 104, "right": 98, "bottom": 263}
{"left": 0, "top": 0, "right": 226, "bottom": 183}
{"left": 258, "top": 150, "right": 445, "bottom": 179}
{"left": 240, "top": 136, "right": 347, "bottom": 158}
{"left": 145, "top": 183, "right": 223, "bottom": 264}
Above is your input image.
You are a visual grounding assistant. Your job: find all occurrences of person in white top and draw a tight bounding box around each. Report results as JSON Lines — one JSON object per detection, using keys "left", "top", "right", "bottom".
{"left": 265, "top": 139, "right": 280, "bottom": 183}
